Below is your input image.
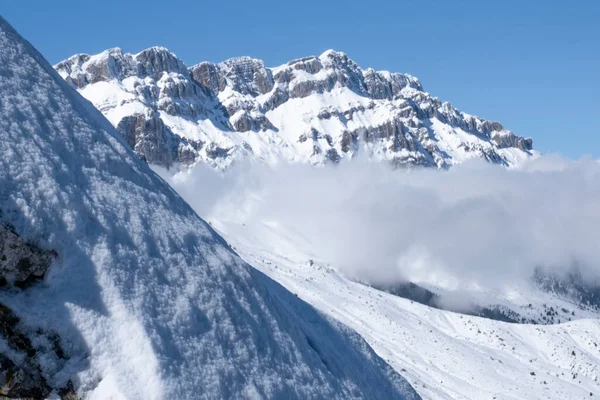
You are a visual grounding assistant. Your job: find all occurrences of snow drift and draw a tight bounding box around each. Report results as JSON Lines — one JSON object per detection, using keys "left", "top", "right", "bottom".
{"left": 0, "top": 16, "right": 419, "bottom": 399}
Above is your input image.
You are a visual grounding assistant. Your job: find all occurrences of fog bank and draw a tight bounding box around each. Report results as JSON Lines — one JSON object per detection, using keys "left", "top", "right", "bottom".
{"left": 157, "top": 155, "right": 600, "bottom": 291}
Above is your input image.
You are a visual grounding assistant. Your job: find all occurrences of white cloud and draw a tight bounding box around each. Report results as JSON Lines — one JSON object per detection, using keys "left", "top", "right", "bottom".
{"left": 157, "top": 155, "right": 600, "bottom": 291}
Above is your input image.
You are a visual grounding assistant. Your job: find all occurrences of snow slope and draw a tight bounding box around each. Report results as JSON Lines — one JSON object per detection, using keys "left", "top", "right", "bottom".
{"left": 201, "top": 207, "right": 600, "bottom": 400}
{"left": 55, "top": 47, "right": 535, "bottom": 170}
{"left": 0, "top": 16, "right": 420, "bottom": 399}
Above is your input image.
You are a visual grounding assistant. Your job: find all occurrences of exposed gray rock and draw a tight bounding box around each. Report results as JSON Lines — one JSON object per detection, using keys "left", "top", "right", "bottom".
{"left": 289, "top": 79, "right": 320, "bottom": 98}
{"left": 178, "top": 140, "right": 204, "bottom": 165}
{"left": 117, "top": 112, "right": 179, "bottom": 167}
{"left": 54, "top": 54, "right": 91, "bottom": 87}
{"left": 340, "top": 131, "right": 356, "bottom": 153}
{"left": 319, "top": 50, "right": 368, "bottom": 95}
{"left": 232, "top": 112, "right": 275, "bottom": 132}
{"left": 191, "top": 62, "right": 227, "bottom": 93}
{"left": 273, "top": 68, "right": 293, "bottom": 84}
{"left": 205, "top": 142, "right": 230, "bottom": 159}
{"left": 56, "top": 48, "right": 131, "bottom": 86}
{"left": 289, "top": 56, "right": 321, "bottom": 74}
{"left": 390, "top": 154, "right": 431, "bottom": 168}
{"left": 81, "top": 48, "right": 126, "bottom": 83}
{"left": 219, "top": 57, "right": 274, "bottom": 96}
{"left": 261, "top": 87, "right": 289, "bottom": 110}
{"left": 363, "top": 68, "right": 395, "bottom": 100}
{"left": 0, "top": 223, "right": 67, "bottom": 398}
{"left": 0, "top": 302, "right": 75, "bottom": 399}
{"left": 0, "top": 302, "right": 49, "bottom": 399}
{"left": 116, "top": 112, "right": 203, "bottom": 168}
{"left": 0, "top": 226, "right": 54, "bottom": 288}
{"left": 135, "top": 46, "right": 188, "bottom": 79}
{"left": 458, "top": 142, "right": 507, "bottom": 165}
{"left": 492, "top": 132, "right": 533, "bottom": 151}
{"left": 326, "top": 148, "right": 341, "bottom": 163}
{"left": 324, "top": 134, "right": 334, "bottom": 147}
{"left": 0, "top": 350, "right": 49, "bottom": 398}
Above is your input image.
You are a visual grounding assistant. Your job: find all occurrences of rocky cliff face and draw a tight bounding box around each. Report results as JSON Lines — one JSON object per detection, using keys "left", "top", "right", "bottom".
{"left": 56, "top": 48, "right": 534, "bottom": 169}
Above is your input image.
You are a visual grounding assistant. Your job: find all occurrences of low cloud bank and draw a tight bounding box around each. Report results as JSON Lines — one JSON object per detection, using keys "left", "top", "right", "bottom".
{"left": 158, "top": 155, "right": 600, "bottom": 291}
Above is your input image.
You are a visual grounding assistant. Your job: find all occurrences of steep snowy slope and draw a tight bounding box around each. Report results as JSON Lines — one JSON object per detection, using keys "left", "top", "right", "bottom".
{"left": 0, "top": 16, "right": 420, "bottom": 399}
{"left": 55, "top": 47, "right": 534, "bottom": 170}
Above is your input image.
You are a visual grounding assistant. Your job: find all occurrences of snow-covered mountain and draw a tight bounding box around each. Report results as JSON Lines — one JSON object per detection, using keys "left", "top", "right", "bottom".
{"left": 55, "top": 47, "right": 535, "bottom": 170}
{"left": 0, "top": 16, "right": 421, "bottom": 399}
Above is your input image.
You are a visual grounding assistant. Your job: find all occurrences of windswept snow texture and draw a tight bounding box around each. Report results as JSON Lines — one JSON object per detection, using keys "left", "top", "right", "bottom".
{"left": 0, "top": 16, "right": 420, "bottom": 400}
{"left": 55, "top": 47, "right": 534, "bottom": 170}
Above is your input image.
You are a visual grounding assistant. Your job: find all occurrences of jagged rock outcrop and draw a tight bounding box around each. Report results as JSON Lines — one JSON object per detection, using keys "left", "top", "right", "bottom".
{"left": 0, "top": 304, "right": 50, "bottom": 398}
{"left": 492, "top": 132, "right": 533, "bottom": 151}
{"left": 56, "top": 48, "right": 535, "bottom": 170}
{"left": 218, "top": 57, "right": 274, "bottom": 96}
{"left": 191, "top": 61, "right": 226, "bottom": 93}
{"left": 55, "top": 46, "right": 188, "bottom": 84}
{"left": 0, "top": 227, "right": 68, "bottom": 399}
{"left": 0, "top": 299, "right": 78, "bottom": 399}
{"left": 116, "top": 112, "right": 204, "bottom": 167}
{"left": 0, "top": 225, "right": 55, "bottom": 288}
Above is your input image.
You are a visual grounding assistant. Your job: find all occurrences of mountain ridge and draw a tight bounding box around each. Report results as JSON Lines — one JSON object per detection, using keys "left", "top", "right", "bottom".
{"left": 55, "top": 46, "right": 535, "bottom": 170}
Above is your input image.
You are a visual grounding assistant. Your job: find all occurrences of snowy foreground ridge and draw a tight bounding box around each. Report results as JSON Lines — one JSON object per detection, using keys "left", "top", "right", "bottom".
{"left": 0, "top": 16, "right": 420, "bottom": 399}
{"left": 55, "top": 44, "right": 535, "bottom": 170}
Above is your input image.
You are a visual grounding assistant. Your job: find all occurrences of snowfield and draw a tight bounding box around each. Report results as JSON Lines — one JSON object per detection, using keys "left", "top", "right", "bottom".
{"left": 202, "top": 213, "right": 600, "bottom": 400}
{"left": 0, "top": 16, "right": 420, "bottom": 399}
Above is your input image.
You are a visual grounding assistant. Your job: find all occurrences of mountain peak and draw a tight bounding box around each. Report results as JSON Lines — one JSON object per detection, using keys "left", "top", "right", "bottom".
{"left": 134, "top": 46, "right": 187, "bottom": 76}
{"left": 220, "top": 55, "right": 264, "bottom": 65}
{"left": 134, "top": 45, "right": 171, "bottom": 55}
{"left": 104, "top": 46, "right": 124, "bottom": 55}
{"left": 320, "top": 49, "right": 349, "bottom": 59}
{"left": 318, "top": 49, "right": 358, "bottom": 70}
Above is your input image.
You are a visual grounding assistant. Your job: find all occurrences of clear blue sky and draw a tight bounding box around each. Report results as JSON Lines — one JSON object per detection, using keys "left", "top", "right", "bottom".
{"left": 3, "top": 1, "right": 599, "bottom": 157}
